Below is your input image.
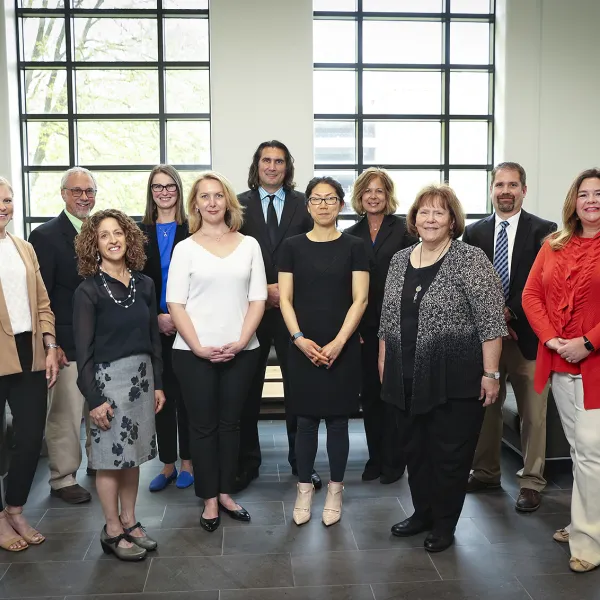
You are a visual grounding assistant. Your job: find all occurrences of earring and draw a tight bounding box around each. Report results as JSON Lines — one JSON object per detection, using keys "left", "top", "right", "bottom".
{"left": 96, "top": 253, "right": 101, "bottom": 263}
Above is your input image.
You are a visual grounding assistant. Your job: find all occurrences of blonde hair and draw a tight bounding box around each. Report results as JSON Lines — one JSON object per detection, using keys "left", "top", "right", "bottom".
{"left": 0, "top": 176, "right": 14, "bottom": 195}
{"left": 547, "top": 168, "right": 600, "bottom": 251}
{"left": 406, "top": 183, "right": 466, "bottom": 240}
{"left": 350, "top": 167, "right": 398, "bottom": 215}
{"left": 187, "top": 171, "right": 244, "bottom": 234}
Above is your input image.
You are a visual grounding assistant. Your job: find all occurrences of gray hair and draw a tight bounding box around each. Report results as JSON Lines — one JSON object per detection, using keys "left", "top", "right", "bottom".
{"left": 0, "top": 176, "right": 14, "bottom": 195}
{"left": 61, "top": 167, "right": 97, "bottom": 190}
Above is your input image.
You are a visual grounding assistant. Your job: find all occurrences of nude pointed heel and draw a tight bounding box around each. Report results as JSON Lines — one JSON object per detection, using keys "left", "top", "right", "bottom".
{"left": 322, "top": 482, "right": 343, "bottom": 527}
{"left": 293, "top": 483, "right": 315, "bottom": 526}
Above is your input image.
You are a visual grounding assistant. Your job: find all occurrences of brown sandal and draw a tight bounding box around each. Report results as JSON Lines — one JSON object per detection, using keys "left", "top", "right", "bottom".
{"left": 4, "top": 509, "right": 45, "bottom": 545}
{"left": 0, "top": 512, "right": 28, "bottom": 552}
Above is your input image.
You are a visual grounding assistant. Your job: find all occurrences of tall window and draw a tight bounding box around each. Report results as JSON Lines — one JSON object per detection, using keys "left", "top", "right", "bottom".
{"left": 313, "top": 0, "right": 495, "bottom": 223}
{"left": 16, "top": 0, "right": 210, "bottom": 233}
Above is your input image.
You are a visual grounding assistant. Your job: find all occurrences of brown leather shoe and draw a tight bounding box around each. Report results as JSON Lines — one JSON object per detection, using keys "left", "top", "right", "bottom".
{"left": 466, "top": 474, "right": 501, "bottom": 493}
{"left": 50, "top": 484, "right": 92, "bottom": 504}
{"left": 515, "top": 488, "right": 541, "bottom": 512}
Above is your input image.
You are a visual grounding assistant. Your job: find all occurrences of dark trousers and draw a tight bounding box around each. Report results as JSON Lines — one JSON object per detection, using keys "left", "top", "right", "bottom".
{"left": 360, "top": 326, "right": 405, "bottom": 476}
{"left": 296, "top": 416, "right": 349, "bottom": 483}
{"left": 173, "top": 348, "right": 259, "bottom": 499}
{"left": 0, "top": 333, "right": 47, "bottom": 507}
{"left": 238, "top": 308, "right": 296, "bottom": 473}
{"left": 155, "top": 335, "right": 190, "bottom": 464}
{"left": 399, "top": 381, "right": 485, "bottom": 534}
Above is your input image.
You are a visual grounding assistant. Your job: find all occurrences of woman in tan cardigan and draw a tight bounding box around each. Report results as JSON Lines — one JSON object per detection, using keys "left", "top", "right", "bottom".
{"left": 0, "top": 176, "right": 59, "bottom": 552}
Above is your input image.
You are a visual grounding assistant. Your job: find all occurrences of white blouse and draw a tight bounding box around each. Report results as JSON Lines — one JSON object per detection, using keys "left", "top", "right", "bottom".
{"left": 0, "top": 236, "right": 32, "bottom": 335}
{"left": 166, "top": 235, "right": 267, "bottom": 351}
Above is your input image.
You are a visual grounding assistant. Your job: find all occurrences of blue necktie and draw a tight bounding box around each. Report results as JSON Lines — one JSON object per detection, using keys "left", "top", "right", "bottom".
{"left": 494, "top": 220, "right": 510, "bottom": 300}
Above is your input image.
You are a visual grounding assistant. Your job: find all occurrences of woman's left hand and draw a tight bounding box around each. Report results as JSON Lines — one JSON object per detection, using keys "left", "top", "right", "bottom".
{"left": 320, "top": 337, "right": 345, "bottom": 368}
{"left": 557, "top": 337, "right": 591, "bottom": 364}
{"left": 45, "top": 348, "right": 59, "bottom": 388}
{"left": 480, "top": 376, "right": 500, "bottom": 407}
{"left": 154, "top": 390, "right": 166, "bottom": 414}
{"left": 219, "top": 340, "right": 247, "bottom": 360}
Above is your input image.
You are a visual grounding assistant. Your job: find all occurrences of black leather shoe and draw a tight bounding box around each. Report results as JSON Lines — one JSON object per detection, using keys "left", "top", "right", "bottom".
{"left": 361, "top": 463, "right": 381, "bottom": 481}
{"left": 391, "top": 516, "right": 432, "bottom": 537}
{"left": 466, "top": 474, "right": 501, "bottom": 493}
{"left": 233, "top": 469, "right": 259, "bottom": 493}
{"left": 219, "top": 503, "right": 251, "bottom": 522}
{"left": 515, "top": 488, "right": 541, "bottom": 513}
{"left": 200, "top": 514, "right": 220, "bottom": 532}
{"left": 380, "top": 469, "right": 404, "bottom": 485}
{"left": 424, "top": 531, "right": 455, "bottom": 553}
{"left": 311, "top": 471, "right": 322, "bottom": 490}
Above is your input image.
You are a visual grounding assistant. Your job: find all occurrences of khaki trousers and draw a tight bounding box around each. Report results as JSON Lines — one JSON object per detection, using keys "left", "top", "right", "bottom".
{"left": 552, "top": 373, "right": 600, "bottom": 566}
{"left": 46, "top": 362, "right": 91, "bottom": 490}
{"left": 472, "top": 339, "right": 548, "bottom": 491}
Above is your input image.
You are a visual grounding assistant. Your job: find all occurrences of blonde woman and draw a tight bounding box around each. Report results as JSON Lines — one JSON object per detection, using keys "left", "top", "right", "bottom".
{"left": 167, "top": 171, "right": 267, "bottom": 533}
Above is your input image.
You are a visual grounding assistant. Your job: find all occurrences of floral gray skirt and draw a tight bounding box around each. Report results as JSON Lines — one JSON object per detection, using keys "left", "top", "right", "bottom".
{"left": 90, "top": 353, "right": 157, "bottom": 469}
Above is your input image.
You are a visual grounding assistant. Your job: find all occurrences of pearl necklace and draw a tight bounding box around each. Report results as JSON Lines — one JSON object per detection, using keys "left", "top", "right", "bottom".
{"left": 100, "top": 268, "right": 136, "bottom": 309}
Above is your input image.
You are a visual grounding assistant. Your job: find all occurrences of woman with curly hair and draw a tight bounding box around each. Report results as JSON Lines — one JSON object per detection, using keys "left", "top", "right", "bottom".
{"left": 73, "top": 209, "right": 166, "bottom": 561}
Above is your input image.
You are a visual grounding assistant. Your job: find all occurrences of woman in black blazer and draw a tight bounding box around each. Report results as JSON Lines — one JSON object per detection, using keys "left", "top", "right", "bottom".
{"left": 346, "top": 168, "right": 417, "bottom": 484}
{"left": 139, "top": 165, "right": 191, "bottom": 492}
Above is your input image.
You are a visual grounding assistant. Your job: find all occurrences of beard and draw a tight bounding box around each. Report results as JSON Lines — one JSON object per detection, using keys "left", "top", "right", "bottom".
{"left": 497, "top": 197, "right": 516, "bottom": 213}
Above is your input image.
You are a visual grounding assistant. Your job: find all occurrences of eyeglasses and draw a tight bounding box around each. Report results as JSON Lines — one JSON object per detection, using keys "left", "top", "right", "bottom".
{"left": 63, "top": 187, "right": 97, "bottom": 198}
{"left": 151, "top": 183, "right": 178, "bottom": 193}
{"left": 308, "top": 196, "right": 339, "bottom": 206}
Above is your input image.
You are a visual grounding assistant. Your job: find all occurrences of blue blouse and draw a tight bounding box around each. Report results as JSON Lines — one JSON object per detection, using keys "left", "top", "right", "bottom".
{"left": 156, "top": 221, "right": 177, "bottom": 313}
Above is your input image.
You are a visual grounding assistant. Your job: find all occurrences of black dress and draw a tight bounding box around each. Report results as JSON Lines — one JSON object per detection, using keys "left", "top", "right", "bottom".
{"left": 278, "top": 233, "right": 369, "bottom": 417}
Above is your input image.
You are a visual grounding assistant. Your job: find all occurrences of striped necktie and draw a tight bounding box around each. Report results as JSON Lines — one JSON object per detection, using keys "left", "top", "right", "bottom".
{"left": 494, "top": 220, "right": 510, "bottom": 300}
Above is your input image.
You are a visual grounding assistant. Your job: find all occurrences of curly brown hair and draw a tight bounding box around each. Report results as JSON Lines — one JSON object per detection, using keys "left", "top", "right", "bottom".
{"left": 75, "top": 209, "right": 147, "bottom": 277}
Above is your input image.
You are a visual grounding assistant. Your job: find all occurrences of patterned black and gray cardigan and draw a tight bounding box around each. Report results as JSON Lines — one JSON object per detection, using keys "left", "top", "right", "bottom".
{"left": 378, "top": 240, "right": 508, "bottom": 414}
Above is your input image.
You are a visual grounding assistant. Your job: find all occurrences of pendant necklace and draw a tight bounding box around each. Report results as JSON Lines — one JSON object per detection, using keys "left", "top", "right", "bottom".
{"left": 413, "top": 239, "right": 451, "bottom": 303}
{"left": 100, "top": 268, "right": 137, "bottom": 309}
{"left": 199, "top": 228, "right": 229, "bottom": 242}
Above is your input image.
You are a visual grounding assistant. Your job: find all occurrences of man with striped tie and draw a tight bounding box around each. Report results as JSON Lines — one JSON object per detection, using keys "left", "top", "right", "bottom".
{"left": 462, "top": 162, "right": 557, "bottom": 512}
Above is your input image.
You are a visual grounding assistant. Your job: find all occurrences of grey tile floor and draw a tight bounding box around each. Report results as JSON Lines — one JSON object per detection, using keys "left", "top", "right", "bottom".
{"left": 6, "top": 420, "right": 599, "bottom": 600}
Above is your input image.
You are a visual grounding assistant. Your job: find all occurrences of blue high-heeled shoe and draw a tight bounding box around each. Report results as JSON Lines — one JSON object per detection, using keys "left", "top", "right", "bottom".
{"left": 149, "top": 467, "right": 178, "bottom": 492}
{"left": 176, "top": 470, "right": 194, "bottom": 489}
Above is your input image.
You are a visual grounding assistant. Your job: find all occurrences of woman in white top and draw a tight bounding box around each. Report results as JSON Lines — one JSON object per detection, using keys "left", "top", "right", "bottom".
{"left": 0, "top": 176, "right": 59, "bottom": 553}
{"left": 167, "top": 171, "right": 267, "bottom": 533}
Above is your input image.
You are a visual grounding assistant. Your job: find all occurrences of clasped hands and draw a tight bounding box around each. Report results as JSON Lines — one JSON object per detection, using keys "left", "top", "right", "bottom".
{"left": 295, "top": 336, "right": 345, "bottom": 369}
{"left": 195, "top": 340, "right": 247, "bottom": 363}
{"left": 546, "top": 336, "right": 590, "bottom": 364}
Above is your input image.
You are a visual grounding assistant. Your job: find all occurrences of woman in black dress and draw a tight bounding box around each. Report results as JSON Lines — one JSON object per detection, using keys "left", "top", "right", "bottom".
{"left": 279, "top": 176, "right": 369, "bottom": 527}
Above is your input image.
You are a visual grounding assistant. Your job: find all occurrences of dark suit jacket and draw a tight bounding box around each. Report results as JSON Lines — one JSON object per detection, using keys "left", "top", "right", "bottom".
{"left": 462, "top": 209, "right": 557, "bottom": 360}
{"left": 138, "top": 221, "right": 189, "bottom": 314}
{"left": 238, "top": 189, "right": 313, "bottom": 284}
{"left": 28, "top": 211, "right": 82, "bottom": 361}
{"left": 346, "top": 214, "right": 418, "bottom": 330}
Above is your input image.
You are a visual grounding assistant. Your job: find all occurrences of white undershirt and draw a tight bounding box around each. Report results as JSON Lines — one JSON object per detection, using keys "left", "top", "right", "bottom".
{"left": 493, "top": 210, "right": 521, "bottom": 279}
{"left": 166, "top": 235, "right": 267, "bottom": 351}
{"left": 0, "top": 236, "right": 32, "bottom": 334}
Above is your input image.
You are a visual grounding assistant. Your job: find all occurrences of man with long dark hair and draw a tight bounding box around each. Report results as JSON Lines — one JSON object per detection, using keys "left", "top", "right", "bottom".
{"left": 235, "top": 140, "right": 321, "bottom": 492}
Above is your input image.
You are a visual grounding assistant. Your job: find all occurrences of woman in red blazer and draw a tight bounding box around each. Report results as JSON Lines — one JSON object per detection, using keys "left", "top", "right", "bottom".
{"left": 523, "top": 168, "right": 600, "bottom": 574}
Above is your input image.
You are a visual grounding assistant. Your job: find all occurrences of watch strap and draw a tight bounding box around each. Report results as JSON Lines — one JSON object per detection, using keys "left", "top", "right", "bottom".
{"left": 291, "top": 331, "right": 304, "bottom": 343}
{"left": 583, "top": 336, "right": 595, "bottom": 352}
{"left": 483, "top": 371, "right": 500, "bottom": 380}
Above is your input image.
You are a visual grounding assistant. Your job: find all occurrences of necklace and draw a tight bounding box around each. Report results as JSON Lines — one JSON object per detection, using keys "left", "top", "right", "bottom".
{"left": 100, "top": 268, "right": 136, "bottom": 309}
{"left": 199, "top": 228, "right": 230, "bottom": 242}
{"left": 368, "top": 216, "right": 384, "bottom": 232}
{"left": 413, "top": 239, "right": 451, "bottom": 303}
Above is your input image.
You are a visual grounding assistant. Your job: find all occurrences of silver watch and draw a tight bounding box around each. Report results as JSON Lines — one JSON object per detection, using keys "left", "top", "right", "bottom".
{"left": 45, "top": 343, "right": 59, "bottom": 350}
{"left": 483, "top": 371, "right": 500, "bottom": 380}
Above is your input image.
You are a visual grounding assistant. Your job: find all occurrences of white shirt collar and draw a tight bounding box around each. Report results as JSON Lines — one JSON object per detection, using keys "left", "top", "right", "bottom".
{"left": 494, "top": 210, "right": 522, "bottom": 229}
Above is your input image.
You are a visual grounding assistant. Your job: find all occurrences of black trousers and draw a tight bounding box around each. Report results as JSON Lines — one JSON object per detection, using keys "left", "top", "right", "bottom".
{"left": 296, "top": 416, "right": 349, "bottom": 483}
{"left": 155, "top": 335, "right": 190, "bottom": 464}
{"left": 238, "top": 308, "right": 296, "bottom": 473}
{"left": 0, "top": 333, "right": 47, "bottom": 508}
{"left": 360, "top": 326, "right": 405, "bottom": 476}
{"left": 398, "top": 380, "right": 485, "bottom": 534}
{"left": 173, "top": 348, "right": 259, "bottom": 499}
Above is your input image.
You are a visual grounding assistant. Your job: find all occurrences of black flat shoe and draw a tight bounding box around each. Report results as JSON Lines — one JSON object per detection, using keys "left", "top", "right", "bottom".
{"left": 361, "top": 463, "right": 381, "bottom": 481}
{"left": 391, "top": 516, "right": 432, "bottom": 537}
{"left": 219, "top": 503, "right": 251, "bottom": 522}
{"left": 424, "top": 531, "right": 455, "bottom": 553}
{"left": 200, "top": 514, "right": 220, "bottom": 532}
{"left": 311, "top": 471, "right": 323, "bottom": 490}
{"left": 380, "top": 470, "right": 404, "bottom": 485}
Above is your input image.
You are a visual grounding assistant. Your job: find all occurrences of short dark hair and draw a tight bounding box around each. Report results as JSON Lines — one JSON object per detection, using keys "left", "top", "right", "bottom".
{"left": 305, "top": 176, "right": 345, "bottom": 205}
{"left": 247, "top": 140, "right": 296, "bottom": 191}
{"left": 491, "top": 162, "right": 527, "bottom": 187}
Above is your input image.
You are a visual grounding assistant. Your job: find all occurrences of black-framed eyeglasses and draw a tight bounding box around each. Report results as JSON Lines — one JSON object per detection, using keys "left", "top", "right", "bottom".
{"left": 151, "top": 183, "right": 178, "bottom": 193}
{"left": 308, "top": 196, "right": 339, "bottom": 206}
{"left": 63, "top": 187, "right": 97, "bottom": 198}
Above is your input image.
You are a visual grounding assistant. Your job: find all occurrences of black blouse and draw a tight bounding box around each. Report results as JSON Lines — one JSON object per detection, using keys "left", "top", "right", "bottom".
{"left": 73, "top": 271, "right": 163, "bottom": 410}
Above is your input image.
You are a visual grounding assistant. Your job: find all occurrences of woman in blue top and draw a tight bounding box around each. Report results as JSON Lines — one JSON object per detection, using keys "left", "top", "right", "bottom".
{"left": 139, "top": 165, "right": 192, "bottom": 491}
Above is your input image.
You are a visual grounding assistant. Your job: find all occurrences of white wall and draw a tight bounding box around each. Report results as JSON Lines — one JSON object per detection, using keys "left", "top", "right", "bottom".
{"left": 210, "top": 0, "right": 314, "bottom": 194}
{"left": 0, "top": 0, "right": 22, "bottom": 234}
{"left": 495, "top": 0, "right": 600, "bottom": 225}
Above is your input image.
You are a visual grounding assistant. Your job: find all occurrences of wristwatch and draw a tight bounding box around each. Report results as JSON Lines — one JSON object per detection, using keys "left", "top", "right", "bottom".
{"left": 483, "top": 371, "right": 501, "bottom": 380}
{"left": 583, "top": 336, "right": 595, "bottom": 352}
{"left": 290, "top": 331, "right": 304, "bottom": 343}
{"left": 45, "top": 342, "right": 59, "bottom": 350}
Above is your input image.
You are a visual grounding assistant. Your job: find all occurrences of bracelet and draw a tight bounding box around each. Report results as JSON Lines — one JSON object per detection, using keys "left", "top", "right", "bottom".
{"left": 45, "top": 343, "right": 59, "bottom": 350}
{"left": 290, "top": 331, "right": 304, "bottom": 343}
